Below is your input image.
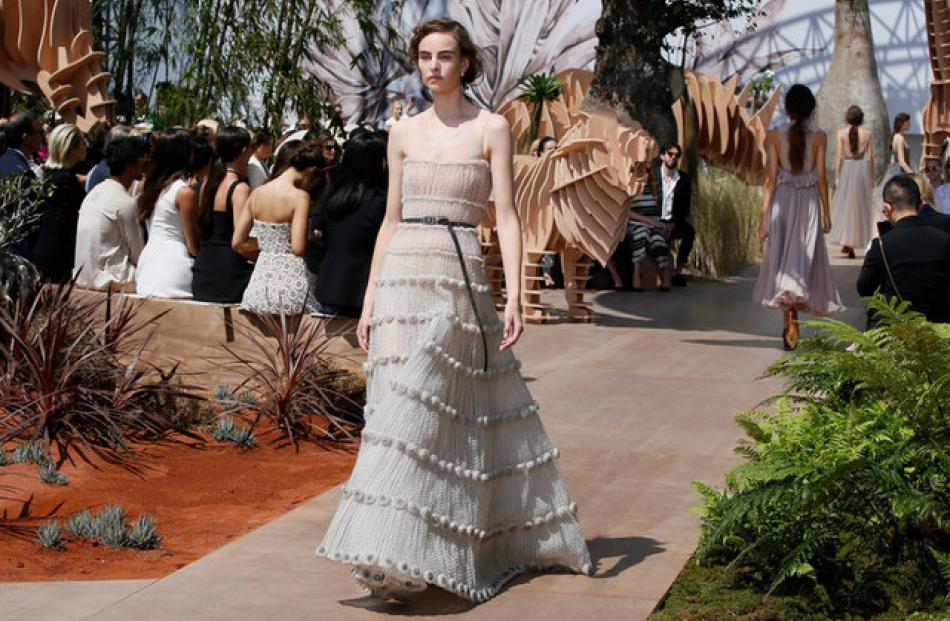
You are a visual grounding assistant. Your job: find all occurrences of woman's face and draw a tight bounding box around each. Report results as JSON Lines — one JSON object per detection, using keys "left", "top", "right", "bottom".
{"left": 322, "top": 140, "right": 339, "bottom": 162}
{"left": 417, "top": 32, "right": 468, "bottom": 94}
{"left": 69, "top": 136, "right": 88, "bottom": 166}
{"left": 901, "top": 119, "right": 910, "bottom": 133}
{"left": 393, "top": 103, "right": 403, "bottom": 118}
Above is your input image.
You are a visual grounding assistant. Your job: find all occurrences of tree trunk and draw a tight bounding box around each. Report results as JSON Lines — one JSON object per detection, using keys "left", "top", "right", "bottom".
{"left": 581, "top": 1, "right": 683, "bottom": 148}
{"left": 815, "top": 0, "right": 890, "bottom": 181}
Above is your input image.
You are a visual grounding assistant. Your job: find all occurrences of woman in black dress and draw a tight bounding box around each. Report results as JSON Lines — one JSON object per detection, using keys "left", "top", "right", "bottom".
{"left": 313, "top": 129, "right": 387, "bottom": 317}
{"left": 28, "top": 123, "right": 87, "bottom": 283}
{"left": 192, "top": 126, "right": 256, "bottom": 302}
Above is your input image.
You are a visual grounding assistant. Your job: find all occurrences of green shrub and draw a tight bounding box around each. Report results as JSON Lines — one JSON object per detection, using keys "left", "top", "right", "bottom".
{"left": 212, "top": 416, "right": 235, "bottom": 442}
{"left": 36, "top": 520, "right": 64, "bottom": 550}
{"left": 695, "top": 296, "right": 950, "bottom": 616}
{"left": 0, "top": 448, "right": 10, "bottom": 466}
{"left": 126, "top": 513, "right": 161, "bottom": 550}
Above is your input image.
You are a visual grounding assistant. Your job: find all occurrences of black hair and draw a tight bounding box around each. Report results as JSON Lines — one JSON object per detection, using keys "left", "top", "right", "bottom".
{"left": 252, "top": 127, "right": 272, "bottom": 147}
{"left": 535, "top": 136, "right": 557, "bottom": 156}
{"left": 661, "top": 142, "right": 682, "bottom": 154}
{"left": 199, "top": 126, "right": 251, "bottom": 235}
{"left": 104, "top": 135, "right": 149, "bottom": 177}
{"left": 188, "top": 134, "right": 215, "bottom": 176}
{"left": 137, "top": 130, "right": 192, "bottom": 221}
{"left": 882, "top": 174, "right": 921, "bottom": 211}
{"left": 5, "top": 112, "right": 37, "bottom": 149}
{"left": 322, "top": 131, "right": 387, "bottom": 219}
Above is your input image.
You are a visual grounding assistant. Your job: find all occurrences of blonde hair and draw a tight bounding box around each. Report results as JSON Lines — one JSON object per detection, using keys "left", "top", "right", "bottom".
{"left": 915, "top": 171, "right": 936, "bottom": 207}
{"left": 196, "top": 118, "right": 220, "bottom": 136}
{"left": 45, "top": 124, "right": 84, "bottom": 169}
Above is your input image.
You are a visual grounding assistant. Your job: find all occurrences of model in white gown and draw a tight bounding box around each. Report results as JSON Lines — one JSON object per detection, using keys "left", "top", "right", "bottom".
{"left": 317, "top": 19, "right": 591, "bottom": 604}
{"left": 135, "top": 179, "right": 194, "bottom": 298}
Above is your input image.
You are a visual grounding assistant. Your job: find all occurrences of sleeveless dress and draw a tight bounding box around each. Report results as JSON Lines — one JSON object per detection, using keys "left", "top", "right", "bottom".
{"left": 829, "top": 141, "right": 874, "bottom": 249}
{"left": 239, "top": 220, "right": 317, "bottom": 315}
{"left": 754, "top": 124, "right": 844, "bottom": 315}
{"left": 192, "top": 180, "right": 254, "bottom": 303}
{"left": 316, "top": 159, "right": 592, "bottom": 603}
{"left": 136, "top": 179, "right": 194, "bottom": 298}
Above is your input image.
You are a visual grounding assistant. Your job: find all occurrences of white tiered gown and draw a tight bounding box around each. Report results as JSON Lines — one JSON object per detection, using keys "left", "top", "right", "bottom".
{"left": 316, "top": 158, "right": 592, "bottom": 603}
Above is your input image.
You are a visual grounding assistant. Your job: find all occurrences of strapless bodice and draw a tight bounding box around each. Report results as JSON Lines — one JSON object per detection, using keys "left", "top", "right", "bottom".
{"left": 401, "top": 159, "right": 491, "bottom": 226}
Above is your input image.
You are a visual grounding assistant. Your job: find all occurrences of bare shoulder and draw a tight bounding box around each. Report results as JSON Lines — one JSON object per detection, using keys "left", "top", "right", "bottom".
{"left": 481, "top": 111, "right": 510, "bottom": 135}
{"left": 813, "top": 128, "right": 827, "bottom": 144}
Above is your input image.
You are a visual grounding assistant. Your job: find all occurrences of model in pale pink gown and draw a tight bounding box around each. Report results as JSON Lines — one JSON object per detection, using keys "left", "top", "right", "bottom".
{"left": 754, "top": 122, "right": 844, "bottom": 317}
{"left": 316, "top": 158, "right": 592, "bottom": 603}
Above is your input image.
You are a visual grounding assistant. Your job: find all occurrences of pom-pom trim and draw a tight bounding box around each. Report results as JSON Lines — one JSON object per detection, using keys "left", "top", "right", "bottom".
{"left": 385, "top": 382, "right": 540, "bottom": 426}
{"left": 361, "top": 429, "right": 559, "bottom": 481}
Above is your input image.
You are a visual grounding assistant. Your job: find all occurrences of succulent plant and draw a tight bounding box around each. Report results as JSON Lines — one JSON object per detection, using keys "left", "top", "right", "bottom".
{"left": 37, "top": 521, "right": 64, "bottom": 550}
{"left": 96, "top": 504, "right": 128, "bottom": 548}
{"left": 229, "top": 425, "right": 258, "bottom": 449}
{"left": 66, "top": 509, "right": 99, "bottom": 540}
{"left": 38, "top": 460, "right": 68, "bottom": 485}
{"left": 0, "top": 448, "right": 10, "bottom": 466}
{"left": 212, "top": 416, "right": 236, "bottom": 442}
{"left": 125, "top": 513, "right": 161, "bottom": 550}
{"left": 214, "top": 384, "right": 235, "bottom": 402}
{"left": 13, "top": 440, "right": 48, "bottom": 464}
{"left": 239, "top": 392, "right": 259, "bottom": 406}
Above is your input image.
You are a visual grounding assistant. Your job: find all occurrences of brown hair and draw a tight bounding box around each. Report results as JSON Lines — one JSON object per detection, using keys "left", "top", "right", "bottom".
{"left": 408, "top": 19, "right": 483, "bottom": 86}
{"left": 892, "top": 112, "right": 910, "bottom": 141}
{"left": 784, "top": 84, "right": 816, "bottom": 174}
{"left": 845, "top": 105, "right": 863, "bottom": 155}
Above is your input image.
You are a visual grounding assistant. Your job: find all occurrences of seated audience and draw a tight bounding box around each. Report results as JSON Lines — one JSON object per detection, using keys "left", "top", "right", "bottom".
{"left": 857, "top": 174, "right": 950, "bottom": 327}
{"left": 233, "top": 141, "right": 329, "bottom": 316}
{"left": 535, "top": 136, "right": 557, "bottom": 156}
{"left": 135, "top": 131, "right": 199, "bottom": 298}
{"left": 28, "top": 123, "right": 87, "bottom": 283}
{"left": 313, "top": 130, "right": 387, "bottom": 317}
{"left": 0, "top": 112, "right": 41, "bottom": 182}
{"left": 85, "top": 125, "right": 132, "bottom": 193}
{"left": 247, "top": 127, "right": 273, "bottom": 189}
{"left": 628, "top": 169, "right": 672, "bottom": 291}
{"left": 936, "top": 158, "right": 950, "bottom": 214}
{"left": 73, "top": 136, "right": 149, "bottom": 290}
{"left": 915, "top": 170, "right": 950, "bottom": 235}
{"left": 657, "top": 143, "right": 694, "bottom": 286}
{"left": 192, "top": 126, "right": 256, "bottom": 303}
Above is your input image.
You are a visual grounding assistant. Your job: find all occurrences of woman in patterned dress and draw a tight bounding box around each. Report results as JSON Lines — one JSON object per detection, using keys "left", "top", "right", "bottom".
{"left": 232, "top": 141, "right": 328, "bottom": 315}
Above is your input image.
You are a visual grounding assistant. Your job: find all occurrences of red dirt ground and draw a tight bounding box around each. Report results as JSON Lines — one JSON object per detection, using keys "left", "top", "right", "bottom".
{"left": 0, "top": 429, "right": 357, "bottom": 581}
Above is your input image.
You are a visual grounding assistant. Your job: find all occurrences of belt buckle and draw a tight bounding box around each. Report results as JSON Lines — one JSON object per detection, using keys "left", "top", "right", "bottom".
{"left": 422, "top": 216, "right": 446, "bottom": 225}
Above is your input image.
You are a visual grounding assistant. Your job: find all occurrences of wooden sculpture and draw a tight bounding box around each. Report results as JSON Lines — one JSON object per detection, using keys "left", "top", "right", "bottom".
{"left": 922, "top": 0, "right": 950, "bottom": 162}
{"left": 496, "top": 68, "right": 593, "bottom": 149}
{"left": 0, "top": 0, "right": 114, "bottom": 130}
{"left": 483, "top": 108, "right": 656, "bottom": 323}
{"left": 672, "top": 70, "right": 782, "bottom": 186}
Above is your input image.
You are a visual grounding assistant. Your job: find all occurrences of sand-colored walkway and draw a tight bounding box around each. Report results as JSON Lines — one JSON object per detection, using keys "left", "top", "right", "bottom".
{"left": 3, "top": 260, "right": 864, "bottom": 620}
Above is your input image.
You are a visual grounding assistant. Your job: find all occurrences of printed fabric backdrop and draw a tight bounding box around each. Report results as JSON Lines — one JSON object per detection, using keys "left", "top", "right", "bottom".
{"left": 303, "top": 0, "right": 929, "bottom": 129}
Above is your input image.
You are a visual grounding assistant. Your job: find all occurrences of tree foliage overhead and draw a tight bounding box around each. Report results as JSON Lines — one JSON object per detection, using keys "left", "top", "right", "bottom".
{"left": 587, "top": 0, "right": 760, "bottom": 146}
{"left": 91, "top": 0, "right": 348, "bottom": 130}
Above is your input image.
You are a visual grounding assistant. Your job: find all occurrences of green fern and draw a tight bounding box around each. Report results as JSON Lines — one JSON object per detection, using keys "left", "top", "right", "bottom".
{"left": 694, "top": 295, "right": 950, "bottom": 612}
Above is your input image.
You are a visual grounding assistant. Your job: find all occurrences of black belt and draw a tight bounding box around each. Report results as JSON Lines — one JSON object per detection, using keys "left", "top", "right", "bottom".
{"left": 402, "top": 216, "right": 488, "bottom": 372}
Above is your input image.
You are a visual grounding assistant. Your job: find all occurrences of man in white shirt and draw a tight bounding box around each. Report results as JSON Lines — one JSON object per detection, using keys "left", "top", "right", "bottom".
{"left": 247, "top": 127, "right": 273, "bottom": 189}
{"left": 658, "top": 143, "right": 695, "bottom": 286}
{"left": 73, "top": 136, "right": 149, "bottom": 291}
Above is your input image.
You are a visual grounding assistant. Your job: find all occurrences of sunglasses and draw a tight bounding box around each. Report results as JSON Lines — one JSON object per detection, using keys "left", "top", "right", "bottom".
{"left": 666, "top": 151, "right": 681, "bottom": 158}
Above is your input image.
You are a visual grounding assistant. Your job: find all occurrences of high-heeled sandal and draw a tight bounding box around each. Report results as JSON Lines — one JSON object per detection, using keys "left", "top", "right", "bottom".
{"left": 782, "top": 308, "right": 800, "bottom": 351}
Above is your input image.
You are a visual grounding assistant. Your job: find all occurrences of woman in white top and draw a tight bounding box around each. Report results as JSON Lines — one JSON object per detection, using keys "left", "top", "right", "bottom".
{"left": 829, "top": 105, "right": 875, "bottom": 258}
{"left": 135, "top": 131, "right": 200, "bottom": 298}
